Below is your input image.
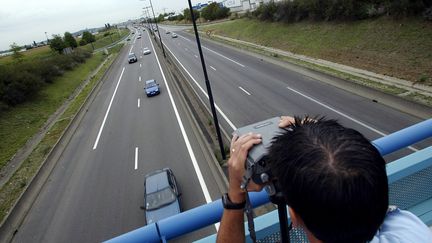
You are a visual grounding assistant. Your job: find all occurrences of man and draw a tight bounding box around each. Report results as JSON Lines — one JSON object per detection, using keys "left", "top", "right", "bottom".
{"left": 217, "top": 116, "right": 432, "bottom": 243}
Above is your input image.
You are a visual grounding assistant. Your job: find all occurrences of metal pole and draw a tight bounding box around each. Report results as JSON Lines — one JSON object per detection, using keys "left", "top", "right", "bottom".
{"left": 45, "top": 32, "right": 49, "bottom": 44}
{"left": 148, "top": 0, "right": 166, "bottom": 57}
{"left": 143, "top": 7, "right": 152, "bottom": 33}
{"left": 187, "top": 0, "right": 227, "bottom": 160}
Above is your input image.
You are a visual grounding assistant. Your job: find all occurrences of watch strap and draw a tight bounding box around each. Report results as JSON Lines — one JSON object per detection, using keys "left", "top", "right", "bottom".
{"left": 222, "top": 193, "right": 246, "bottom": 210}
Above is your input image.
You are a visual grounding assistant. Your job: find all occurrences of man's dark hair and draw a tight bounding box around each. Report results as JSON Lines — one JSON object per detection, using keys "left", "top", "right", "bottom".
{"left": 268, "top": 116, "right": 389, "bottom": 243}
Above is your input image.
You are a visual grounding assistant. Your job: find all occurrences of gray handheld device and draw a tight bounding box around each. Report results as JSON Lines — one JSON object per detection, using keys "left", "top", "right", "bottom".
{"left": 234, "top": 117, "right": 285, "bottom": 185}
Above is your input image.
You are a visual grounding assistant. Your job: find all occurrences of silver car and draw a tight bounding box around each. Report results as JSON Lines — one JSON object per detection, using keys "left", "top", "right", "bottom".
{"left": 143, "top": 48, "right": 151, "bottom": 55}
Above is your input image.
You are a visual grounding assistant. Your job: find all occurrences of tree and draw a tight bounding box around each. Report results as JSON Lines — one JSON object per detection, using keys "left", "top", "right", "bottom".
{"left": 183, "top": 8, "right": 200, "bottom": 21}
{"left": 82, "top": 31, "right": 96, "bottom": 44}
{"left": 64, "top": 32, "right": 78, "bottom": 49}
{"left": 201, "top": 2, "right": 230, "bottom": 21}
{"left": 10, "top": 43, "right": 24, "bottom": 62}
{"left": 79, "top": 39, "right": 87, "bottom": 46}
{"left": 49, "top": 35, "right": 66, "bottom": 54}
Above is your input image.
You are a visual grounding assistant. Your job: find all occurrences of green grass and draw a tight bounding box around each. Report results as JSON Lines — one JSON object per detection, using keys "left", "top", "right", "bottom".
{"left": 0, "top": 53, "right": 104, "bottom": 170}
{"left": 200, "top": 17, "right": 432, "bottom": 84}
{"left": 0, "top": 44, "right": 123, "bottom": 223}
{"left": 0, "top": 46, "right": 53, "bottom": 65}
{"left": 79, "top": 29, "right": 129, "bottom": 52}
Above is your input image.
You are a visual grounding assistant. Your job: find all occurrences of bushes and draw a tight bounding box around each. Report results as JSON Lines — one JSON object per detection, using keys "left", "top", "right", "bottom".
{"left": 253, "top": 0, "right": 432, "bottom": 23}
{"left": 0, "top": 49, "right": 92, "bottom": 107}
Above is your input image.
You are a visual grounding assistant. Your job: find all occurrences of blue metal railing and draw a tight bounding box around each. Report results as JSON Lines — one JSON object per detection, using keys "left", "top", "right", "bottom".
{"left": 106, "top": 119, "right": 432, "bottom": 243}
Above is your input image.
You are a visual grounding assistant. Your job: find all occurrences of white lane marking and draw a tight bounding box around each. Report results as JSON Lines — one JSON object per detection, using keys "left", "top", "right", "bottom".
{"left": 139, "top": 76, "right": 141, "bottom": 82}
{"left": 178, "top": 33, "right": 245, "bottom": 68}
{"left": 146, "top": 30, "right": 214, "bottom": 204}
{"left": 177, "top": 43, "right": 180, "bottom": 45}
{"left": 210, "top": 66, "right": 216, "bottom": 71}
{"left": 286, "top": 86, "right": 418, "bottom": 152}
{"left": 164, "top": 44, "right": 236, "bottom": 130}
{"left": 93, "top": 67, "right": 125, "bottom": 149}
{"left": 133, "top": 37, "right": 136, "bottom": 44}
{"left": 202, "top": 46, "right": 245, "bottom": 67}
{"left": 140, "top": 56, "right": 142, "bottom": 58}
{"left": 138, "top": 98, "right": 140, "bottom": 108}
{"left": 178, "top": 34, "right": 192, "bottom": 42}
{"left": 129, "top": 45, "right": 134, "bottom": 53}
{"left": 135, "top": 147, "right": 138, "bottom": 170}
{"left": 185, "top": 48, "right": 188, "bottom": 51}
{"left": 194, "top": 55, "right": 198, "bottom": 58}
{"left": 239, "top": 86, "right": 251, "bottom": 96}
{"left": 139, "top": 63, "right": 142, "bottom": 67}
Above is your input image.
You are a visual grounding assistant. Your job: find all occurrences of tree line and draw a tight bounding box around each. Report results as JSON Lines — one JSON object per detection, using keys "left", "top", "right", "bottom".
{"left": 252, "top": 0, "right": 432, "bottom": 22}
{"left": 152, "top": 3, "right": 230, "bottom": 22}
{"left": 50, "top": 31, "right": 95, "bottom": 54}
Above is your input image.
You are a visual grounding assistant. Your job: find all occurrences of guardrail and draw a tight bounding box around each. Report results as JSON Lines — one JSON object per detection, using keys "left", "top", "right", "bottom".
{"left": 106, "top": 119, "right": 432, "bottom": 243}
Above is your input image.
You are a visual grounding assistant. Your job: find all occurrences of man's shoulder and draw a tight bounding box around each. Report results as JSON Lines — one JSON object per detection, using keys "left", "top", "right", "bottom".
{"left": 370, "top": 208, "right": 432, "bottom": 243}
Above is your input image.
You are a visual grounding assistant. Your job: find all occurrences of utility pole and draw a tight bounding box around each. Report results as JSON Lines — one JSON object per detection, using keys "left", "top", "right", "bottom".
{"left": 187, "top": 0, "right": 226, "bottom": 160}
{"left": 140, "top": 0, "right": 166, "bottom": 57}
{"left": 44, "top": 32, "right": 49, "bottom": 44}
{"left": 143, "top": 6, "right": 152, "bottom": 32}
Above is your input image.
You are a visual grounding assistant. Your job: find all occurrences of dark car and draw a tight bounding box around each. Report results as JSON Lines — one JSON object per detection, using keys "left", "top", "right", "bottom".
{"left": 144, "top": 168, "right": 181, "bottom": 224}
{"left": 144, "top": 79, "right": 160, "bottom": 97}
{"left": 128, "top": 53, "right": 137, "bottom": 63}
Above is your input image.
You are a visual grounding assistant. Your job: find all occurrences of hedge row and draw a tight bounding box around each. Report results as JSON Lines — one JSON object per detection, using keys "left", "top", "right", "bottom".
{"left": 252, "top": 0, "right": 432, "bottom": 22}
{"left": 0, "top": 49, "right": 92, "bottom": 107}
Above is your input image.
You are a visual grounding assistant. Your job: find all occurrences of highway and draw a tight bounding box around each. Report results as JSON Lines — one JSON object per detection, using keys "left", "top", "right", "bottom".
{"left": 157, "top": 25, "right": 432, "bottom": 161}
{"left": 9, "top": 23, "right": 432, "bottom": 243}
{"left": 11, "top": 28, "right": 221, "bottom": 242}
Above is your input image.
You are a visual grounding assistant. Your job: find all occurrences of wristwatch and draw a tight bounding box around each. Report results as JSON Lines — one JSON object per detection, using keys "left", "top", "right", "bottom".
{"left": 222, "top": 193, "right": 246, "bottom": 210}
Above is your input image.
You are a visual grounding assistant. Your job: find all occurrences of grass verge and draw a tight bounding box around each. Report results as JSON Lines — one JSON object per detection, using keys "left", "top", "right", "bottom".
{"left": 0, "top": 53, "right": 103, "bottom": 169}
{"left": 0, "top": 46, "right": 53, "bottom": 65}
{"left": 79, "top": 29, "right": 129, "bottom": 52}
{"left": 0, "top": 44, "right": 123, "bottom": 223}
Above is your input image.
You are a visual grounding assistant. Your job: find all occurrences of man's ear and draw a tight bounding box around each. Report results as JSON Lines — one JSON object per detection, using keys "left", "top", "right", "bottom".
{"left": 288, "top": 207, "right": 302, "bottom": 227}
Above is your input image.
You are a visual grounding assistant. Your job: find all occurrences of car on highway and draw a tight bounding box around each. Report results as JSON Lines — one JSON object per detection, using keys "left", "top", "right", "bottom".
{"left": 137, "top": 35, "right": 141, "bottom": 39}
{"left": 144, "top": 79, "right": 160, "bottom": 97}
{"left": 128, "top": 53, "right": 137, "bottom": 63}
{"left": 143, "top": 48, "right": 151, "bottom": 55}
{"left": 165, "top": 31, "right": 171, "bottom": 34}
{"left": 171, "top": 33, "right": 177, "bottom": 38}
{"left": 144, "top": 168, "right": 181, "bottom": 224}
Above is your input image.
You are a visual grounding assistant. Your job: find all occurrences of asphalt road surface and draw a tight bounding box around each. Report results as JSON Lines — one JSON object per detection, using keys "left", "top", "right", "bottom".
{"left": 12, "top": 28, "right": 221, "bottom": 243}
{"left": 10, "top": 24, "right": 432, "bottom": 243}
{"left": 157, "top": 25, "right": 431, "bottom": 162}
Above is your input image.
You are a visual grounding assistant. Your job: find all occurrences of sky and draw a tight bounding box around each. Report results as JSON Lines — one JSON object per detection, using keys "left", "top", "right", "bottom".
{"left": 0, "top": 0, "right": 202, "bottom": 51}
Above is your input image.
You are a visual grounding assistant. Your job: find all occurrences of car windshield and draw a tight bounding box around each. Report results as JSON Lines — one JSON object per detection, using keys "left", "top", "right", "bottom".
{"left": 146, "top": 81, "right": 156, "bottom": 88}
{"left": 128, "top": 54, "right": 135, "bottom": 58}
{"left": 146, "top": 187, "right": 176, "bottom": 210}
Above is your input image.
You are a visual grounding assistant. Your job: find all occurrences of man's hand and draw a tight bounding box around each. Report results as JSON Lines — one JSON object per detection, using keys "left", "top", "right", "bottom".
{"left": 227, "top": 133, "right": 262, "bottom": 203}
{"left": 279, "top": 116, "right": 295, "bottom": 128}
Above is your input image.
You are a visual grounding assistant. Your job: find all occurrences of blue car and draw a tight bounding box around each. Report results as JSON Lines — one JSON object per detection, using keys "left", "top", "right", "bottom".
{"left": 144, "top": 79, "right": 160, "bottom": 97}
{"left": 144, "top": 168, "right": 181, "bottom": 225}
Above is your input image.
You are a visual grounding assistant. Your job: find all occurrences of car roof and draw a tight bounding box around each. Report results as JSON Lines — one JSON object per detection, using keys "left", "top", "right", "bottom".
{"left": 145, "top": 79, "right": 156, "bottom": 84}
{"left": 145, "top": 169, "right": 169, "bottom": 194}
{"left": 129, "top": 53, "right": 135, "bottom": 56}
